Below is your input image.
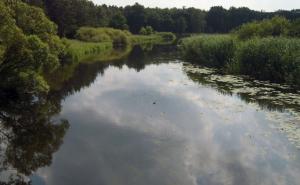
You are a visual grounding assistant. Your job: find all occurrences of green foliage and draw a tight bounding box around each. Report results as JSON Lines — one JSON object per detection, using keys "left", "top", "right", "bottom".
{"left": 181, "top": 35, "right": 236, "bottom": 67}
{"left": 181, "top": 35, "right": 300, "bottom": 87}
{"left": 174, "top": 17, "right": 187, "bottom": 33}
{"left": 63, "top": 39, "right": 113, "bottom": 63}
{"left": 124, "top": 3, "right": 146, "bottom": 34}
{"left": 23, "top": 1, "right": 300, "bottom": 36}
{"left": 206, "top": 6, "right": 299, "bottom": 33}
{"left": 14, "top": 2, "right": 58, "bottom": 36}
{"left": 0, "top": 1, "right": 66, "bottom": 95}
{"left": 139, "top": 26, "right": 154, "bottom": 35}
{"left": 145, "top": 26, "right": 154, "bottom": 34}
{"left": 0, "top": 1, "right": 23, "bottom": 46}
{"left": 109, "top": 14, "right": 128, "bottom": 30}
{"left": 288, "top": 18, "right": 300, "bottom": 37}
{"left": 11, "top": 1, "right": 66, "bottom": 59}
{"left": 233, "top": 37, "right": 300, "bottom": 86}
{"left": 139, "top": 27, "right": 147, "bottom": 35}
{"left": 75, "top": 27, "right": 132, "bottom": 46}
{"left": 235, "top": 16, "right": 291, "bottom": 40}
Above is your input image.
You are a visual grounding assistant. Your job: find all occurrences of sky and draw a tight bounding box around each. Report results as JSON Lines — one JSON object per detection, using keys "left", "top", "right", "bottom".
{"left": 92, "top": 0, "right": 300, "bottom": 11}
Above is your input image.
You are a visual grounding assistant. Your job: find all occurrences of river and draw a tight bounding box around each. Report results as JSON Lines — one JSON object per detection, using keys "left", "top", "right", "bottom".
{"left": 0, "top": 45, "right": 300, "bottom": 185}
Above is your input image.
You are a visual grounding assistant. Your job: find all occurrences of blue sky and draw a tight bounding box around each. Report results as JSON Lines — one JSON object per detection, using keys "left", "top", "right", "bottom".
{"left": 92, "top": 0, "right": 299, "bottom": 11}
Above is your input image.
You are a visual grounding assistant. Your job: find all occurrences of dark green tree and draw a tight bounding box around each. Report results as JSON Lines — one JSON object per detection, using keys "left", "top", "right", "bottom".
{"left": 109, "top": 14, "right": 128, "bottom": 30}
{"left": 124, "top": 3, "right": 146, "bottom": 33}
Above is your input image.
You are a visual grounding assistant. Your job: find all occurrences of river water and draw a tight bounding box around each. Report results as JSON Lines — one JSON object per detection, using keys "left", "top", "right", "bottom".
{"left": 1, "top": 45, "right": 300, "bottom": 185}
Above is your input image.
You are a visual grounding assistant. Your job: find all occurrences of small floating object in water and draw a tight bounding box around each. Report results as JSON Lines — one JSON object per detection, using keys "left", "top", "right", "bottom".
{"left": 153, "top": 102, "right": 156, "bottom": 105}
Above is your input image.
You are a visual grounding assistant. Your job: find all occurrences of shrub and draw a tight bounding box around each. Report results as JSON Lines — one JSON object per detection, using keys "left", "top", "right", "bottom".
{"left": 181, "top": 35, "right": 236, "bottom": 67}
{"left": 139, "top": 27, "right": 147, "bottom": 35}
{"left": 139, "top": 26, "right": 154, "bottom": 35}
{"left": 235, "top": 16, "right": 291, "bottom": 40}
{"left": 75, "top": 27, "right": 132, "bottom": 46}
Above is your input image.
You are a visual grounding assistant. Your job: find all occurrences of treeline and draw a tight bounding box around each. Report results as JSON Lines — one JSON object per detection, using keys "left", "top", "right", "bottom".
{"left": 24, "top": 0, "right": 300, "bottom": 37}
{"left": 181, "top": 17, "right": 300, "bottom": 88}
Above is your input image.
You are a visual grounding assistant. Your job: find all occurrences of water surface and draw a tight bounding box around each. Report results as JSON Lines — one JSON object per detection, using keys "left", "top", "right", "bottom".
{"left": 1, "top": 45, "right": 300, "bottom": 185}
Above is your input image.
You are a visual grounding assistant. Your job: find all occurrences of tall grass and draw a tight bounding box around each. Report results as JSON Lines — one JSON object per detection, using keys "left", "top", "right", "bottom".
{"left": 63, "top": 39, "right": 113, "bottom": 63}
{"left": 233, "top": 37, "right": 300, "bottom": 85}
{"left": 181, "top": 34, "right": 236, "bottom": 67}
{"left": 181, "top": 35, "right": 300, "bottom": 87}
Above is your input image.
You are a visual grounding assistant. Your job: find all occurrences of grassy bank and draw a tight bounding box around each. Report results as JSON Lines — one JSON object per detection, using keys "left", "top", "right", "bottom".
{"left": 181, "top": 34, "right": 300, "bottom": 87}
{"left": 46, "top": 29, "right": 177, "bottom": 90}
{"left": 63, "top": 39, "right": 113, "bottom": 63}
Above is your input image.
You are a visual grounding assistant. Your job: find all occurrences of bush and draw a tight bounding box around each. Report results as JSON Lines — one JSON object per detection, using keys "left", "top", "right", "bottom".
{"left": 75, "top": 27, "right": 132, "bottom": 46}
{"left": 181, "top": 35, "right": 236, "bottom": 67}
{"left": 234, "top": 37, "right": 300, "bottom": 86}
{"left": 139, "top": 26, "right": 154, "bottom": 35}
{"left": 234, "top": 16, "right": 291, "bottom": 40}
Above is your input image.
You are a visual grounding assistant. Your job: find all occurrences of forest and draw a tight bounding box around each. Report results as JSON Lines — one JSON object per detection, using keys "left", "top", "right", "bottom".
{"left": 24, "top": 0, "right": 299, "bottom": 37}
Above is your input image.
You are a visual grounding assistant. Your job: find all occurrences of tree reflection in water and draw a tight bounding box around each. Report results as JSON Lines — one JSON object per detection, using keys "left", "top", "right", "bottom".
{"left": 0, "top": 91, "right": 69, "bottom": 185}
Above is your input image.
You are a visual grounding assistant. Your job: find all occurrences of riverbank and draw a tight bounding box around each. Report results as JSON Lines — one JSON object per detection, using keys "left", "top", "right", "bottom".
{"left": 181, "top": 34, "right": 300, "bottom": 88}
{"left": 64, "top": 31, "right": 176, "bottom": 64}
{"left": 47, "top": 32, "right": 176, "bottom": 90}
{"left": 180, "top": 16, "right": 300, "bottom": 88}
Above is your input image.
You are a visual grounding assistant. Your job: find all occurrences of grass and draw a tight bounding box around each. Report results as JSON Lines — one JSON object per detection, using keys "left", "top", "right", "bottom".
{"left": 46, "top": 30, "right": 176, "bottom": 90}
{"left": 181, "top": 34, "right": 236, "bottom": 67}
{"left": 181, "top": 34, "right": 300, "bottom": 87}
{"left": 63, "top": 39, "right": 113, "bottom": 63}
{"left": 233, "top": 37, "right": 300, "bottom": 85}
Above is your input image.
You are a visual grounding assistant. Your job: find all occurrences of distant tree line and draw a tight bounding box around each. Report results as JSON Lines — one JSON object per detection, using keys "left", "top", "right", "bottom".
{"left": 23, "top": 0, "right": 300, "bottom": 37}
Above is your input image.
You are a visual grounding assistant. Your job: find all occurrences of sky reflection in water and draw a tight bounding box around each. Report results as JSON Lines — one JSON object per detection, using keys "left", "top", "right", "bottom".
{"left": 32, "top": 56, "right": 300, "bottom": 185}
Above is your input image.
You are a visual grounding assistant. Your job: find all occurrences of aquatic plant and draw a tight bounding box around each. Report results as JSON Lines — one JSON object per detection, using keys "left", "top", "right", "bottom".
{"left": 233, "top": 37, "right": 300, "bottom": 86}
{"left": 181, "top": 35, "right": 300, "bottom": 87}
{"left": 180, "top": 34, "right": 236, "bottom": 67}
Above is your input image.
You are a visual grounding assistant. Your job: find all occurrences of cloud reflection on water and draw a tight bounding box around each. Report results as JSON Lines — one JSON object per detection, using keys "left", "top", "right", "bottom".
{"left": 34, "top": 63, "right": 300, "bottom": 185}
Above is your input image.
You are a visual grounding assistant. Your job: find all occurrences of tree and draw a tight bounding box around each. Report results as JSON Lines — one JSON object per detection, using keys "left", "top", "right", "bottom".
{"left": 0, "top": 1, "right": 65, "bottom": 95}
{"left": 206, "top": 6, "right": 229, "bottom": 33}
{"left": 175, "top": 17, "right": 187, "bottom": 33}
{"left": 124, "top": 3, "right": 146, "bottom": 33}
{"left": 109, "top": 14, "right": 128, "bottom": 30}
